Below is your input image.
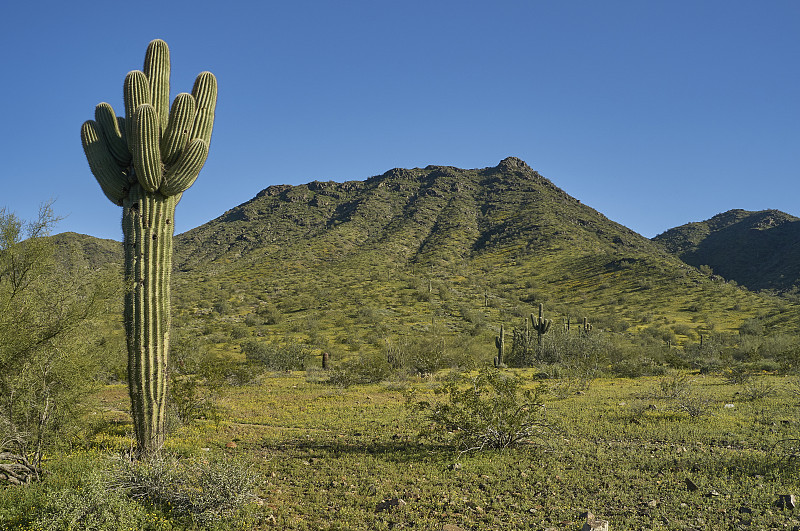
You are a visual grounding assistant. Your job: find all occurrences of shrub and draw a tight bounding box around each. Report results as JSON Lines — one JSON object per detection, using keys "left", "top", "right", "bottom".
{"left": 326, "top": 352, "right": 391, "bottom": 387}
{"left": 741, "top": 378, "right": 777, "bottom": 401}
{"left": 242, "top": 338, "right": 309, "bottom": 371}
{"left": 409, "top": 367, "right": 548, "bottom": 451}
{"left": 385, "top": 334, "right": 484, "bottom": 375}
{"left": 739, "top": 318, "right": 764, "bottom": 336}
{"left": 169, "top": 373, "right": 220, "bottom": 426}
{"left": 644, "top": 373, "right": 714, "bottom": 419}
{"left": 652, "top": 372, "right": 692, "bottom": 400}
{"left": 109, "top": 454, "right": 258, "bottom": 526}
{"left": 256, "top": 303, "right": 283, "bottom": 325}
{"left": 30, "top": 470, "right": 151, "bottom": 531}
{"left": 723, "top": 365, "right": 752, "bottom": 385}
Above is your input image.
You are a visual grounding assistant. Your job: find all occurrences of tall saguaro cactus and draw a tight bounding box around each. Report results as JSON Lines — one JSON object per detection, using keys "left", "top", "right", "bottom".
{"left": 80, "top": 39, "right": 217, "bottom": 456}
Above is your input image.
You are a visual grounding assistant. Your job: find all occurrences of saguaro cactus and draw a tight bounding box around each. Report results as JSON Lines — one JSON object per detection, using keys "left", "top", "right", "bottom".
{"left": 80, "top": 39, "right": 217, "bottom": 456}
{"left": 531, "top": 303, "right": 552, "bottom": 346}
{"left": 494, "top": 325, "right": 505, "bottom": 368}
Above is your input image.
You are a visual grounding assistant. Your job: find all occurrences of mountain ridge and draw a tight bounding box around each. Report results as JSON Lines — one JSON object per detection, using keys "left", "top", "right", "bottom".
{"left": 47, "top": 158, "right": 800, "bottom": 354}
{"left": 653, "top": 209, "right": 800, "bottom": 293}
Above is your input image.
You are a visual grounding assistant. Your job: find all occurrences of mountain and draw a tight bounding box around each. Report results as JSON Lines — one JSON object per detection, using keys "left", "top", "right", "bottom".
{"left": 173, "top": 156, "right": 651, "bottom": 270}
{"left": 49, "top": 158, "right": 800, "bottom": 370}
{"left": 158, "top": 157, "right": 796, "bottom": 352}
{"left": 653, "top": 209, "right": 800, "bottom": 293}
{"left": 50, "top": 232, "right": 122, "bottom": 270}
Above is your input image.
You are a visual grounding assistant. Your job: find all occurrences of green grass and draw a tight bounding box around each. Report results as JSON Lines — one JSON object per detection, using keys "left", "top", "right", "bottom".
{"left": 4, "top": 371, "right": 799, "bottom": 530}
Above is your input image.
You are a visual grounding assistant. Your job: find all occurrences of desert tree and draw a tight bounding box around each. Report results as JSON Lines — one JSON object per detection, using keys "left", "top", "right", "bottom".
{"left": 0, "top": 203, "right": 113, "bottom": 484}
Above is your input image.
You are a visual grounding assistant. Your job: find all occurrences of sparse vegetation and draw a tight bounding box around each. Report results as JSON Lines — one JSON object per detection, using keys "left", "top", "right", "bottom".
{"left": 4, "top": 160, "right": 800, "bottom": 528}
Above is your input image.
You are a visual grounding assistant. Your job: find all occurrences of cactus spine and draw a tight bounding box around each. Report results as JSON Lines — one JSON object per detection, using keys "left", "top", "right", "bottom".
{"left": 531, "top": 303, "right": 552, "bottom": 346}
{"left": 81, "top": 39, "right": 217, "bottom": 456}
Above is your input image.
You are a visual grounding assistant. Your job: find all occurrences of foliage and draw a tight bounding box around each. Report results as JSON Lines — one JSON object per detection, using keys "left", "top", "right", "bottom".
{"left": 385, "top": 332, "right": 484, "bottom": 375}
{"left": 27, "top": 470, "right": 153, "bottom": 531}
{"left": 741, "top": 377, "right": 777, "bottom": 401}
{"left": 326, "top": 351, "right": 391, "bottom": 387}
{"left": 0, "top": 204, "right": 113, "bottom": 480}
{"left": 643, "top": 372, "right": 714, "bottom": 419}
{"left": 109, "top": 454, "right": 258, "bottom": 526}
{"left": 241, "top": 338, "right": 309, "bottom": 372}
{"left": 409, "top": 366, "right": 548, "bottom": 451}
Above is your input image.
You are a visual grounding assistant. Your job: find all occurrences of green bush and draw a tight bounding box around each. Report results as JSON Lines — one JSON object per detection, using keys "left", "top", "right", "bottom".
{"left": 385, "top": 334, "right": 484, "bottom": 375}
{"left": 241, "top": 338, "right": 309, "bottom": 371}
{"left": 326, "top": 352, "right": 391, "bottom": 387}
{"left": 30, "top": 471, "right": 153, "bottom": 531}
{"left": 409, "top": 366, "right": 548, "bottom": 451}
{"left": 110, "top": 454, "right": 258, "bottom": 526}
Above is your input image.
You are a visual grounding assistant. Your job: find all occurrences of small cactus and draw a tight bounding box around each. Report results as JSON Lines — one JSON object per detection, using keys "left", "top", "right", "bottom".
{"left": 582, "top": 317, "right": 593, "bottom": 334}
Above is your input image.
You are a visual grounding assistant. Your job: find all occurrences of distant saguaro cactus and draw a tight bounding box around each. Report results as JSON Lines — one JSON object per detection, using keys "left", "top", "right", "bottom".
{"left": 80, "top": 39, "right": 217, "bottom": 456}
{"left": 494, "top": 325, "right": 506, "bottom": 368}
{"left": 531, "top": 303, "right": 552, "bottom": 346}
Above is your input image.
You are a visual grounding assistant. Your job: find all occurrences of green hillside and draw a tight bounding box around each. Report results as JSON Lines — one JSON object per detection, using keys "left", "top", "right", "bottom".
{"left": 48, "top": 158, "right": 800, "bottom": 375}
{"left": 144, "top": 157, "right": 798, "bottom": 372}
{"left": 653, "top": 209, "right": 800, "bottom": 293}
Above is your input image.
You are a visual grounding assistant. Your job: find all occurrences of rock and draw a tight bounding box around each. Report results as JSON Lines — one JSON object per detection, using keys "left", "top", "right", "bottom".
{"left": 647, "top": 499, "right": 658, "bottom": 508}
{"left": 582, "top": 511, "right": 610, "bottom": 531}
{"left": 375, "top": 497, "right": 406, "bottom": 512}
{"left": 441, "top": 525, "right": 465, "bottom": 531}
{"left": 225, "top": 441, "right": 237, "bottom": 449}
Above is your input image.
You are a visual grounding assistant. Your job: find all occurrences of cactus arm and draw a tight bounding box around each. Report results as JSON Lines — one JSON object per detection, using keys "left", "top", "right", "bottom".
{"left": 81, "top": 120, "right": 127, "bottom": 205}
{"left": 94, "top": 102, "right": 131, "bottom": 166}
{"left": 143, "top": 39, "right": 170, "bottom": 131}
{"left": 123, "top": 71, "right": 150, "bottom": 150}
{"left": 160, "top": 139, "right": 208, "bottom": 196}
{"left": 189, "top": 71, "right": 217, "bottom": 144}
{"left": 160, "top": 93, "right": 196, "bottom": 165}
{"left": 131, "top": 104, "right": 163, "bottom": 192}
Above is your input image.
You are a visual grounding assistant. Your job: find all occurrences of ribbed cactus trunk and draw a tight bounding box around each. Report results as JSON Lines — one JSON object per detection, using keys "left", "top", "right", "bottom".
{"left": 81, "top": 39, "right": 216, "bottom": 457}
{"left": 122, "top": 187, "right": 178, "bottom": 451}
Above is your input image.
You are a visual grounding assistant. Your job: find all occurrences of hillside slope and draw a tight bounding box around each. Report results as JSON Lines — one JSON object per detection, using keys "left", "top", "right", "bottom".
{"left": 653, "top": 209, "right": 800, "bottom": 293}
{"left": 161, "top": 158, "right": 795, "bottom": 358}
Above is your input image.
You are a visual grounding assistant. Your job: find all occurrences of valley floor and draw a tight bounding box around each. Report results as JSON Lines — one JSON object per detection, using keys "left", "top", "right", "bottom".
{"left": 3, "top": 371, "right": 800, "bottom": 530}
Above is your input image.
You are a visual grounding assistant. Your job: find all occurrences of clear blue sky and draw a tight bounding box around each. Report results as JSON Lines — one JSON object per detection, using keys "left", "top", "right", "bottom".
{"left": 2, "top": 1, "right": 798, "bottom": 241}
